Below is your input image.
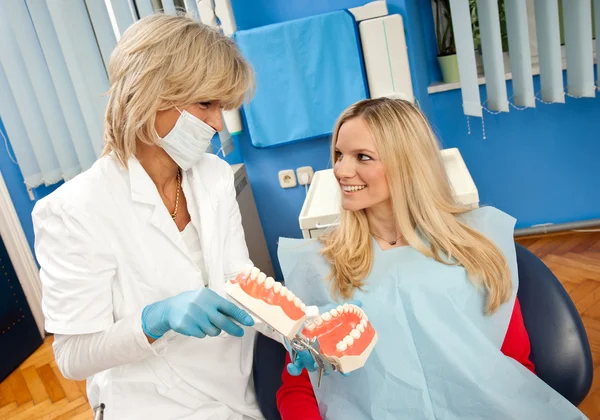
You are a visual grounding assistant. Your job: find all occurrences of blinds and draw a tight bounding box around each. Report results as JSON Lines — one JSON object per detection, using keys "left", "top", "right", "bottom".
{"left": 448, "top": 0, "right": 597, "bottom": 117}
{"left": 0, "top": 0, "right": 207, "bottom": 189}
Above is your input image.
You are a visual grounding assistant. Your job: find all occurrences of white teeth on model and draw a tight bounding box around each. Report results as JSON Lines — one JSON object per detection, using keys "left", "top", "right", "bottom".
{"left": 350, "top": 329, "right": 361, "bottom": 340}
{"left": 357, "top": 323, "right": 365, "bottom": 333}
{"left": 273, "top": 282, "right": 282, "bottom": 293}
{"left": 300, "top": 303, "right": 306, "bottom": 311}
{"left": 285, "top": 288, "right": 294, "bottom": 301}
{"left": 250, "top": 267, "right": 260, "bottom": 280}
{"left": 336, "top": 305, "right": 343, "bottom": 314}
{"left": 257, "top": 272, "right": 266, "bottom": 284}
{"left": 244, "top": 266, "right": 252, "bottom": 276}
{"left": 336, "top": 341, "right": 348, "bottom": 352}
{"left": 343, "top": 304, "right": 350, "bottom": 312}
{"left": 343, "top": 335, "right": 354, "bottom": 346}
{"left": 342, "top": 185, "right": 366, "bottom": 192}
{"left": 264, "top": 277, "right": 274, "bottom": 289}
{"left": 294, "top": 296, "right": 302, "bottom": 307}
{"left": 321, "top": 312, "right": 332, "bottom": 322}
{"left": 305, "top": 322, "right": 315, "bottom": 331}
{"left": 330, "top": 308, "right": 339, "bottom": 317}
{"left": 360, "top": 318, "right": 368, "bottom": 328}
{"left": 314, "top": 317, "right": 323, "bottom": 326}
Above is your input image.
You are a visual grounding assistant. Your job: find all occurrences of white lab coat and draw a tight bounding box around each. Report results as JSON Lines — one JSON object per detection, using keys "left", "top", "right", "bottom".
{"left": 32, "top": 153, "right": 265, "bottom": 420}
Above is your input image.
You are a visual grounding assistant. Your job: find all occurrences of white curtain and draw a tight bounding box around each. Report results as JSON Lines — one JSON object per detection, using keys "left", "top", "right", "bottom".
{"left": 448, "top": 0, "right": 597, "bottom": 115}
{"left": 0, "top": 0, "right": 205, "bottom": 189}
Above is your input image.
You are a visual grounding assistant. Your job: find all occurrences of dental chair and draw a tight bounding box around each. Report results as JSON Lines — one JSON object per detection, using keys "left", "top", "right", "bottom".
{"left": 252, "top": 243, "right": 595, "bottom": 419}
{"left": 253, "top": 333, "right": 286, "bottom": 420}
{"left": 515, "top": 242, "right": 593, "bottom": 407}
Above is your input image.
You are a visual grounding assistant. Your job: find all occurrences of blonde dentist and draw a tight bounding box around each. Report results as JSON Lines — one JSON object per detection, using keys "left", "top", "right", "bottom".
{"left": 32, "top": 14, "right": 265, "bottom": 420}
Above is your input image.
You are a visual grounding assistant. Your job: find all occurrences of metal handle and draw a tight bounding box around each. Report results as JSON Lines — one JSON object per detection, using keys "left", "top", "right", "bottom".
{"left": 93, "top": 403, "right": 105, "bottom": 420}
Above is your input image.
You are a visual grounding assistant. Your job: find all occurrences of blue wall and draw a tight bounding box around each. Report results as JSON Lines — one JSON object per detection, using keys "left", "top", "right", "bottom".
{"left": 230, "top": 0, "right": 600, "bottom": 280}
{"left": 1, "top": 0, "right": 599, "bottom": 281}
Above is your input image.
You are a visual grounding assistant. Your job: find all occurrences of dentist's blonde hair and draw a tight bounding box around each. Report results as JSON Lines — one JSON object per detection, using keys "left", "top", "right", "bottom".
{"left": 102, "top": 13, "right": 254, "bottom": 167}
{"left": 320, "top": 98, "right": 511, "bottom": 314}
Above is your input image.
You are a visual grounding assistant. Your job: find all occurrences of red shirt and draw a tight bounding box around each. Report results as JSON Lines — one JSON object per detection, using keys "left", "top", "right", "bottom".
{"left": 276, "top": 298, "right": 535, "bottom": 420}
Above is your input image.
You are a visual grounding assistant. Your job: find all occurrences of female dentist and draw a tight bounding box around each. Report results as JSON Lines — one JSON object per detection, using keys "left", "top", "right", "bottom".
{"left": 32, "top": 13, "right": 264, "bottom": 420}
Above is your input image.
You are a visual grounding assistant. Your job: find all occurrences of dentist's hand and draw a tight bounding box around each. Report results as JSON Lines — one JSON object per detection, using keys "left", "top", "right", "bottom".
{"left": 141, "top": 288, "right": 254, "bottom": 340}
{"left": 286, "top": 300, "right": 362, "bottom": 376}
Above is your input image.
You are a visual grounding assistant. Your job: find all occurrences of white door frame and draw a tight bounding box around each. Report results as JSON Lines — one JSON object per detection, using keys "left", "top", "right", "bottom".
{"left": 0, "top": 172, "right": 45, "bottom": 338}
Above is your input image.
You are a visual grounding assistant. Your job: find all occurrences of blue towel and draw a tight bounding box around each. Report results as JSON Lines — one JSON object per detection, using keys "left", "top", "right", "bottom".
{"left": 235, "top": 11, "right": 368, "bottom": 148}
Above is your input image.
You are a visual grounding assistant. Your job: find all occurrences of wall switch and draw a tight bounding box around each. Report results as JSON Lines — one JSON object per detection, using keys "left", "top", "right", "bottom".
{"left": 278, "top": 169, "right": 297, "bottom": 188}
{"left": 296, "top": 166, "right": 314, "bottom": 185}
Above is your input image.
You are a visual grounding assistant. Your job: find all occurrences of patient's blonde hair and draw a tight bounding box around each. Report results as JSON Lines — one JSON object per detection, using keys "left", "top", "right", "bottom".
{"left": 102, "top": 13, "right": 254, "bottom": 166}
{"left": 321, "top": 98, "right": 511, "bottom": 314}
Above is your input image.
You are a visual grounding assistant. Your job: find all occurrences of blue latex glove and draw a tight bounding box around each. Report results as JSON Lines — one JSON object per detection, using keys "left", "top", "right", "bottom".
{"left": 286, "top": 299, "right": 362, "bottom": 376}
{"left": 142, "top": 288, "right": 254, "bottom": 339}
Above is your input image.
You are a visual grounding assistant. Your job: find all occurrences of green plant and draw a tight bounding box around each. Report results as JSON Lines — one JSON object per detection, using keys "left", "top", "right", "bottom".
{"left": 434, "top": 0, "right": 455, "bottom": 56}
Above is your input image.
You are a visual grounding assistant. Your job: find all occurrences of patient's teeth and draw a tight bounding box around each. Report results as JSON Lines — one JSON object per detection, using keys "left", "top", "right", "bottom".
{"left": 273, "top": 282, "right": 282, "bottom": 293}
{"left": 336, "top": 305, "right": 343, "bottom": 314}
{"left": 285, "top": 288, "right": 294, "bottom": 301}
{"left": 357, "top": 324, "right": 365, "bottom": 333}
{"left": 250, "top": 267, "right": 260, "bottom": 280}
{"left": 330, "top": 308, "right": 339, "bottom": 317}
{"left": 336, "top": 341, "right": 348, "bottom": 352}
{"left": 264, "top": 277, "right": 274, "bottom": 289}
{"left": 321, "top": 312, "right": 332, "bottom": 322}
{"left": 343, "top": 335, "right": 354, "bottom": 346}
{"left": 350, "top": 329, "right": 361, "bottom": 340}
{"left": 257, "top": 272, "right": 266, "bottom": 284}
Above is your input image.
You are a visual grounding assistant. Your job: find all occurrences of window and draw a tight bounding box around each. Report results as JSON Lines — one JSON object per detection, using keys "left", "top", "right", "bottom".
{"left": 429, "top": 0, "right": 597, "bottom": 94}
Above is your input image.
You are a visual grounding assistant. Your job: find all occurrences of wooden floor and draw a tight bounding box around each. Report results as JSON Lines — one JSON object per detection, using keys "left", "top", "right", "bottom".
{"left": 0, "top": 335, "right": 91, "bottom": 419}
{"left": 1, "top": 231, "right": 600, "bottom": 419}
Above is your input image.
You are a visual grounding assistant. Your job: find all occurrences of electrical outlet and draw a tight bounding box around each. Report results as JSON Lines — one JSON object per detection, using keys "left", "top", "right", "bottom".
{"left": 296, "top": 166, "right": 314, "bottom": 185}
{"left": 278, "top": 169, "right": 297, "bottom": 188}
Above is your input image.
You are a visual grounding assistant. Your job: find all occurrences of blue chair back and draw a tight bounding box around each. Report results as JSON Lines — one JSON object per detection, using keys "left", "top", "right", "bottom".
{"left": 253, "top": 333, "right": 285, "bottom": 420}
{"left": 515, "top": 242, "right": 593, "bottom": 406}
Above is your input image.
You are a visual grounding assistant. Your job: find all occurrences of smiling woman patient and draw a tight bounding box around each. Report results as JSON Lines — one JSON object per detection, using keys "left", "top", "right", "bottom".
{"left": 275, "top": 98, "right": 587, "bottom": 419}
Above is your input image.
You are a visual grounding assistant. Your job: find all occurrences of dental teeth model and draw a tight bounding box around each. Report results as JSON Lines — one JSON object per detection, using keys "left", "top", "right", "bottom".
{"left": 225, "top": 266, "right": 307, "bottom": 339}
{"left": 301, "top": 303, "right": 378, "bottom": 374}
{"left": 225, "top": 265, "right": 378, "bottom": 376}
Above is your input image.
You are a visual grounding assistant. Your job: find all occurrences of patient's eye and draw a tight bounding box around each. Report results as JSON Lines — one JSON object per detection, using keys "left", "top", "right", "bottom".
{"left": 198, "top": 102, "right": 211, "bottom": 109}
{"left": 335, "top": 150, "right": 343, "bottom": 160}
{"left": 358, "top": 153, "right": 372, "bottom": 161}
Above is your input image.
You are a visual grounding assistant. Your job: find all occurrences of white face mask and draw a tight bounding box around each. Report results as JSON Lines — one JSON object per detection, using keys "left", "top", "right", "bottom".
{"left": 157, "top": 107, "right": 216, "bottom": 170}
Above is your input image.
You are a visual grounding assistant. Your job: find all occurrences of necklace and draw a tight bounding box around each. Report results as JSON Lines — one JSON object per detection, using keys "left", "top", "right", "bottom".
{"left": 170, "top": 169, "right": 182, "bottom": 220}
{"left": 371, "top": 232, "right": 402, "bottom": 245}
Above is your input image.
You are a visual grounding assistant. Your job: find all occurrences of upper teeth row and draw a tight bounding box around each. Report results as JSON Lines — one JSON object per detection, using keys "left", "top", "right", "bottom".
{"left": 244, "top": 266, "right": 306, "bottom": 311}
{"left": 342, "top": 185, "right": 366, "bottom": 192}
